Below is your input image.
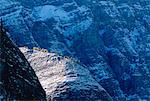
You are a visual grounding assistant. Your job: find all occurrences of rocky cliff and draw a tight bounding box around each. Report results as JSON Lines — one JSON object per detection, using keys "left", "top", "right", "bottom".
{"left": 0, "top": 0, "right": 150, "bottom": 100}
{"left": 20, "top": 47, "right": 112, "bottom": 101}
{"left": 0, "top": 26, "right": 46, "bottom": 100}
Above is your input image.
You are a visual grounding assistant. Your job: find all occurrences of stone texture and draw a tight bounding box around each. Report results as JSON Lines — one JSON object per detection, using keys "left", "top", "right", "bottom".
{"left": 0, "top": 27, "right": 46, "bottom": 100}
{"left": 20, "top": 47, "right": 113, "bottom": 101}
{"left": 0, "top": 0, "right": 150, "bottom": 100}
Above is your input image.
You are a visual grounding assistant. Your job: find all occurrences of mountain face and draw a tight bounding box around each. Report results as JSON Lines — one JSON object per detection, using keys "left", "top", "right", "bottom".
{"left": 0, "top": 0, "right": 150, "bottom": 101}
{"left": 20, "top": 47, "right": 112, "bottom": 101}
{"left": 0, "top": 28, "right": 46, "bottom": 100}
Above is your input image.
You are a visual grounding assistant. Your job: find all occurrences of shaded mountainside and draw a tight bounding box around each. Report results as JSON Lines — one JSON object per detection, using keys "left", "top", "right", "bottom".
{"left": 0, "top": 0, "right": 150, "bottom": 101}
{"left": 0, "top": 27, "right": 46, "bottom": 100}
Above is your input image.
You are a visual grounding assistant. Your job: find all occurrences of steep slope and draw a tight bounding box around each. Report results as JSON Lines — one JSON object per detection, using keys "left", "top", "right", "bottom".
{"left": 20, "top": 47, "right": 113, "bottom": 101}
{"left": 0, "top": 27, "right": 46, "bottom": 100}
{"left": 0, "top": 0, "right": 150, "bottom": 100}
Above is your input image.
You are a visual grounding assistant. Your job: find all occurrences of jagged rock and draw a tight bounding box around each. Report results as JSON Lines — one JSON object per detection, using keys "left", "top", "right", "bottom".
{"left": 20, "top": 47, "right": 113, "bottom": 101}
{"left": 0, "top": 27, "right": 46, "bottom": 100}
{"left": 0, "top": 0, "right": 150, "bottom": 100}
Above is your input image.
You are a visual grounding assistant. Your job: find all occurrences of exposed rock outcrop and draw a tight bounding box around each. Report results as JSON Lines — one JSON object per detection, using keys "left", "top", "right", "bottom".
{"left": 0, "top": 26, "right": 46, "bottom": 100}
{"left": 20, "top": 47, "right": 113, "bottom": 101}
{"left": 0, "top": 0, "right": 150, "bottom": 100}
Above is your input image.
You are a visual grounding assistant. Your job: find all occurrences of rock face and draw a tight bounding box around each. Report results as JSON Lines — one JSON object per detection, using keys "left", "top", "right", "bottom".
{"left": 20, "top": 47, "right": 112, "bottom": 101}
{"left": 0, "top": 0, "right": 150, "bottom": 101}
{"left": 0, "top": 28, "right": 46, "bottom": 100}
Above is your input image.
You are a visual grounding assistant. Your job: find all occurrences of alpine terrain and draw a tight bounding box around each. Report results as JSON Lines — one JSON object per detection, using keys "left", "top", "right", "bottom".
{"left": 0, "top": 25, "right": 46, "bottom": 100}
{"left": 0, "top": 0, "right": 150, "bottom": 101}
